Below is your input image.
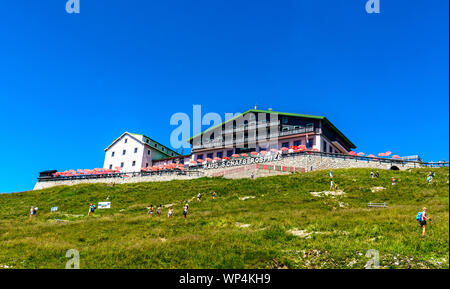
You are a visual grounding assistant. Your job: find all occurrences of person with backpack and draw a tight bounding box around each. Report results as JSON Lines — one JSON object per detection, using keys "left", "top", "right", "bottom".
{"left": 88, "top": 203, "right": 96, "bottom": 216}
{"left": 416, "top": 207, "right": 429, "bottom": 237}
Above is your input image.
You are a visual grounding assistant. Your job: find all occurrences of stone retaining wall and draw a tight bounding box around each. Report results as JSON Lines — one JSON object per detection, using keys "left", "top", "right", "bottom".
{"left": 33, "top": 173, "right": 202, "bottom": 190}
{"left": 34, "top": 154, "right": 421, "bottom": 190}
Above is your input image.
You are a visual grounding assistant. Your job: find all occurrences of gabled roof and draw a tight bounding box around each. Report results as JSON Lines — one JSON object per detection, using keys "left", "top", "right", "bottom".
{"left": 105, "top": 132, "right": 180, "bottom": 157}
{"left": 187, "top": 109, "right": 356, "bottom": 149}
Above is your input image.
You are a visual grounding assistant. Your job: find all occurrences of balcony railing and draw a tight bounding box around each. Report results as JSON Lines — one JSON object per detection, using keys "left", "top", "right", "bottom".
{"left": 192, "top": 125, "right": 315, "bottom": 150}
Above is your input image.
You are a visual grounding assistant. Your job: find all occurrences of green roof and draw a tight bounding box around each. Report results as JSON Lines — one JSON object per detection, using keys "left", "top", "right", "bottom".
{"left": 186, "top": 109, "right": 356, "bottom": 149}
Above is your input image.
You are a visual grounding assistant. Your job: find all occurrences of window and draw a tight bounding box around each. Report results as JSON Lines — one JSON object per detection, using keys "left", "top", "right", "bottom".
{"left": 109, "top": 164, "right": 113, "bottom": 169}
{"left": 132, "top": 161, "right": 136, "bottom": 166}
{"left": 306, "top": 139, "right": 313, "bottom": 148}
{"left": 147, "top": 150, "right": 150, "bottom": 155}
{"left": 281, "top": 116, "right": 288, "bottom": 124}
{"left": 323, "top": 141, "right": 327, "bottom": 152}
{"left": 227, "top": 150, "right": 233, "bottom": 157}
{"left": 120, "top": 162, "right": 124, "bottom": 168}
{"left": 197, "top": 154, "right": 204, "bottom": 160}
{"left": 134, "top": 147, "right": 138, "bottom": 153}
{"left": 122, "top": 150, "right": 126, "bottom": 155}
{"left": 217, "top": 152, "right": 223, "bottom": 159}
{"left": 294, "top": 140, "right": 301, "bottom": 146}
{"left": 282, "top": 142, "right": 289, "bottom": 148}
{"left": 111, "top": 151, "right": 115, "bottom": 157}
{"left": 125, "top": 138, "right": 128, "bottom": 143}
{"left": 207, "top": 153, "right": 213, "bottom": 159}
{"left": 146, "top": 163, "right": 149, "bottom": 167}
{"left": 154, "top": 144, "right": 158, "bottom": 148}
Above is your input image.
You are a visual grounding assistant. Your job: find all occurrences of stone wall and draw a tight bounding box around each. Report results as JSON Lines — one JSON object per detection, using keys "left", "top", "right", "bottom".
{"left": 269, "top": 154, "right": 420, "bottom": 171}
{"left": 33, "top": 173, "right": 202, "bottom": 190}
{"left": 34, "top": 154, "right": 421, "bottom": 190}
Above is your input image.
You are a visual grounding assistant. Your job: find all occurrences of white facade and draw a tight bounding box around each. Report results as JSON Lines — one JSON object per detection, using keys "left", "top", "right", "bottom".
{"left": 103, "top": 132, "right": 179, "bottom": 172}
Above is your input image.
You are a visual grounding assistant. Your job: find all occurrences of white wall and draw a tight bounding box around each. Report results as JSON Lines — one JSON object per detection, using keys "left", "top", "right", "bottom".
{"left": 103, "top": 135, "right": 144, "bottom": 172}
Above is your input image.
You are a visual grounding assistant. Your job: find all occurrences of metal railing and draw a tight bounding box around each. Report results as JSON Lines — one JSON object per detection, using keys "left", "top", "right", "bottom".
{"left": 38, "top": 169, "right": 204, "bottom": 182}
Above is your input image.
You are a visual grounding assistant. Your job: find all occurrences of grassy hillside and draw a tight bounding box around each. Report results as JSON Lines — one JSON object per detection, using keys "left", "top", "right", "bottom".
{"left": 0, "top": 167, "right": 448, "bottom": 269}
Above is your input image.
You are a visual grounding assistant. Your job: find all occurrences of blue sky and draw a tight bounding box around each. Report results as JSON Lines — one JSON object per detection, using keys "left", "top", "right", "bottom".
{"left": 0, "top": 0, "right": 448, "bottom": 193}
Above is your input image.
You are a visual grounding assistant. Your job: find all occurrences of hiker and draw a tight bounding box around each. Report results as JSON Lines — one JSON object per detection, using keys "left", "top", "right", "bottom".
{"left": 334, "top": 183, "right": 339, "bottom": 191}
{"left": 416, "top": 207, "right": 429, "bottom": 237}
{"left": 168, "top": 207, "right": 174, "bottom": 218}
{"left": 157, "top": 204, "right": 162, "bottom": 217}
{"left": 29, "top": 206, "right": 37, "bottom": 218}
{"left": 212, "top": 191, "right": 217, "bottom": 199}
{"left": 427, "top": 175, "right": 432, "bottom": 184}
{"left": 183, "top": 204, "right": 189, "bottom": 219}
{"left": 375, "top": 171, "right": 379, "bottom": 178}
{"left": 250, "top": 172, "right": 254, "bottom": 179}
{"left": 88, "top": 203, "right": 96, "bottom": 216}
{"left": 330, "top": 180, "right": 334, "bottom": 190}
{"left": 391, "top": 177, "right": 396, "bottom": 185}
{"left": 329, "top": 170, "right": 333, "bottom": 178}
{"left": 197, "top": 192, "right": 202, "bottom": 202}
{"left": 370, "top": 171, "right": 374, "bottom": 178}
{"left": 148, "top": 204, "right": 154, "bottom": 218}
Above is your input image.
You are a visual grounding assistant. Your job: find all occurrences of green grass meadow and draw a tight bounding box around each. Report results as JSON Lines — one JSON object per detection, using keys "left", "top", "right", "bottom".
{"left": 0, "top": 167, "right": 448, "bottom": 269}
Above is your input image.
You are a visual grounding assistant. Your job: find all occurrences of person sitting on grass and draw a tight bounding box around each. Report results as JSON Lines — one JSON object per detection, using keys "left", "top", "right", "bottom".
{"left": 212, "top": 191, "right": 217, "bottom": 199}
{"left": 183, "top": 204, "right": 189, "bottom": 219}
{"left": 157, "top": 204, "right": 162, "bottom": 217}
{"left": 148, "top": 204, "right": 154, "bottom": 218}
{"left": 168, "top": 207, "right": 173, "bottom": 218}
{"left": 375, "top": 171, "right": 379, "bottom": 178}
{"left": 417, "top": 207, "right": 429, "bottom": 237}
{"left": 88, "top": 203, "right": 96, "bottom": 216}
{"left": 197, "top": 192, "right": 202, "bottom": 202}
{"left": 370, "top": 171, "right": 374, "bottom": 178}
{"left": 391, "top": 177, "right": 396, "bottom": 185}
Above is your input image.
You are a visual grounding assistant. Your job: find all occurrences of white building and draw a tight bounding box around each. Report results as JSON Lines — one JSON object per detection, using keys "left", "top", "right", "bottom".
{"left": 103, "top": 132, "right": 180, "bottom": 172}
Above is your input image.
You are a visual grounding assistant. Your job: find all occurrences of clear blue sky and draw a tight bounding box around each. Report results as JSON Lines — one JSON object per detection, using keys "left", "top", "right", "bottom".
{"left": 0, "top": 1, "right": 448, "bottom": 193}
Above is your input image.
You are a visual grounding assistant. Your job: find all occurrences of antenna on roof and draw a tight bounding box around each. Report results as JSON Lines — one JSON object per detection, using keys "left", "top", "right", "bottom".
{"left": 268, "top": 108, "right": 272, "bottom": 111}
{"left": 254, "top": 105, "right": 258, "bottom": 110}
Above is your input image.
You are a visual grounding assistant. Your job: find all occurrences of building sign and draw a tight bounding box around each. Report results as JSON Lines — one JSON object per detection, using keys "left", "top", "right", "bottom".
{"left": 98, "top": 202, "right": 111, "bottom": 209}
{"left": 202, "top": 154, "right": 282, "bottom": 170}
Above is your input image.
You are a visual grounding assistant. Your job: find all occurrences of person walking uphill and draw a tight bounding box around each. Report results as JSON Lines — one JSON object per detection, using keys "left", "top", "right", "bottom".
{"left": 183, "top": 204, "right": 189, "bottom": 219}
{"left": 148, "top": 204, "right": 154, "bottom": 218}
{"left": 88, "top": 203, "right": 96, "bottom": 216}
{"left": 416, "top": 207, "right": 429, "bottom": 237}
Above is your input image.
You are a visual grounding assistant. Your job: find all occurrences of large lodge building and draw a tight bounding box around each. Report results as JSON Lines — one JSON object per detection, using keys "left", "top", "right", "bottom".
{"left": 103, "top": 109, "right": 356, "bottom": 171}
